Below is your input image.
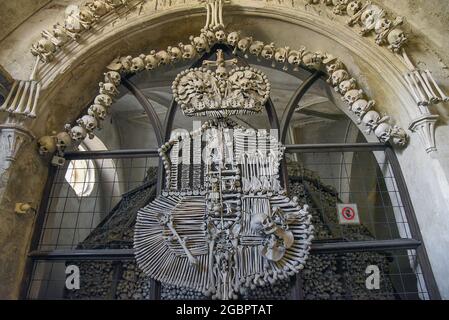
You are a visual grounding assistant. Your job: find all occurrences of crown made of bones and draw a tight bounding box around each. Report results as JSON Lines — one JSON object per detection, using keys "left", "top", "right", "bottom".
{"left": 172, "top": 50, "right": 271, "bottom": 117}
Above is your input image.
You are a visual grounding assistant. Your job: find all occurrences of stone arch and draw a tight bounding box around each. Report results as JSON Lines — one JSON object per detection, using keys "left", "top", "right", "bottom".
{"left": 1, "top": 1, "right": 449, "bottom": 298}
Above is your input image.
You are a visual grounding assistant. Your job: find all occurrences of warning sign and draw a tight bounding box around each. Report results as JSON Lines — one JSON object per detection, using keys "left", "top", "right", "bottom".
{"left": 337, "top": 204, "right": 360, "bottom": 225}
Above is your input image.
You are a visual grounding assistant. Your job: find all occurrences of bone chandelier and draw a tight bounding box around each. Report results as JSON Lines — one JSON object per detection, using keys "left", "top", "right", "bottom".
{"left": 134, "top": 2, "right": 314, "bottom": 300}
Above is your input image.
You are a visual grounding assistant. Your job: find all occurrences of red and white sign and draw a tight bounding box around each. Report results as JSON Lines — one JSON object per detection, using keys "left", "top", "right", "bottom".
{"left": 337, "top": 204, "right": 360, "bottom": 225}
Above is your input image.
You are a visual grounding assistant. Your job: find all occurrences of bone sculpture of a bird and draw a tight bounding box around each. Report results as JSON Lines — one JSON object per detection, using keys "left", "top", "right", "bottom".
{"left": 134, "top": 48, "right": 314, "bottom": 300}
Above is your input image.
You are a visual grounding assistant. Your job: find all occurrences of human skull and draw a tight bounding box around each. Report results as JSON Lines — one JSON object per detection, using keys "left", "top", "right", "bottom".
{"left": 168, "top": 46, "right": 182, "bottom": 63}
{"left": 326, "top": 59, "right": 346, "bottom": 75}
{"left": 390, "top": 125, "right": 408, "bottom": 146}
{"left": 35, "top": 38, "right": 56, "bottom": 54}
{"left": 362, "top": 110, "right": 381, "bottom": 131}
{"left": 338, "top": 78, "right": 357, "bottom": 95}
{"left": 249, "top": 41, "right": 264, "bottom": 57}
{"left": 240, "top": 78, "right": 252, "bottom": 92}
{"left": 69, "top": 125, "right": 88, "bottom": 141}
{"left": 104, "top": 71, "right": 121, "bottom": 86}
{"left": 350, "top": 99, "right": 375, "bottom": 118}
{"left": 237, "top": 37, "right": 253, "bottom": 54}
{"left": 261, "top": 43, "right": 275, "bottom": 60}
{"left": 190, "top": 35, "right": 209, "bottom": 52}
{"left": 227, "top": 31, "right": 240, "bottom": 47}
{"left": 215, "top": 66, "right": 228, "bottom": 81}
{"left": 120, "top": 56, "right": 133, "bottom": 71}
{"left": 374, "top": 122, "right": 392, "bottom": 143}
{"left": 331, "top": 69, "right": 350, "bottom": 86}
{"left": 287, "top": 50, "right": 301, "bottom": 70}
{"left": 360, "top": 5, "right": 384, "bottom": 31}
{"left": 55, "top": 131, "right": 72, "bottom": 153}
{"left": 88, "top": 0, "right": 109, "bottom": 17}
{"left": 204, "top": 30, "right": 217, "bottom": 46}
{"left": 215, "top": 30, "right": 227, "bottom": 43}
{"left": 99, "top": 82, "right": 118, "bottom": 96}
{"left": 130, "top": 56, "right": 145, "bottom": 72}
{"left": 78, "top": 115, "right": 98, "bottom": 132}
{"left": 144, "top": 53, "right": 160, "bottom": 70}
{"left": 274, "top": 47, "right": 288, "bottom": 64}
{"left": 94, "top": 94, "right": 113, "bottom": 107}
{"left": 179, "top": 43, "right": 197, "bottom": 60}
{"left": 332, "top": 0, "right": 350, "bottom": 15}
{"left": 374, "top": 18, "right": 392, "bottom": 34}
{"left": 79, "top": 8, "right": 95, "bottom": 25}
{"left": 88, "top": 104, "right": 107, "bottom": 120}
{"left": 156, "top": 50, "right": 171, "bottom": 66}
{"left": 303, "top": 51, "right": 323, "bottom": 70}
{"left": 38, "top": 136, "right": 57, "bottom": 155}
{"left": 343, "top": 89, "right": 364, "bottom": 105}
{"left": 388, "top": 29, "right": 407, "bottom": 52}
{"left": 346, "top": 1, "right": 362, "bottom": 16}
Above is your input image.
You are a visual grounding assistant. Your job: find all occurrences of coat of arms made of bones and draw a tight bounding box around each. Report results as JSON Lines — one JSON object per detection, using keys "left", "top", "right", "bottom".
{"left": 134, "top": 49, "right": 314, "bottom": 300}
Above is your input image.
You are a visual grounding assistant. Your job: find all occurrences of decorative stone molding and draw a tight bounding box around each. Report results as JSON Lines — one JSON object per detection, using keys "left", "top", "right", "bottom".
{"left": 0, "top": 125, "right": 34, "bottom": 177}
{"left": 409, "top": 114, "right": 439, "bottom": 154}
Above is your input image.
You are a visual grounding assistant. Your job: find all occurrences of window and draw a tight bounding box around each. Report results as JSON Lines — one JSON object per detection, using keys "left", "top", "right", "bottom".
{"left": 65, "top": 145, "right": 95, "bottom": 197}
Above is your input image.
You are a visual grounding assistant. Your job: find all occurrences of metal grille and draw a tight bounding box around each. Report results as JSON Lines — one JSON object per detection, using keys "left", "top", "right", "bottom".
{"left": 24, "top": 144, "right": 436, "bottom": 300}
{"left": 38, "top": 155, "right": 159, "bottom": 251}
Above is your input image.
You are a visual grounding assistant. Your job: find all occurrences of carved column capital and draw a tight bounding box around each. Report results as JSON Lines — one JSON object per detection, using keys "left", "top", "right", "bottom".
{"left": 0, "top": 125, "right": 35, "bottom": 167}
{"left": 409, "top": 114, "right": 439, "bottom": 154}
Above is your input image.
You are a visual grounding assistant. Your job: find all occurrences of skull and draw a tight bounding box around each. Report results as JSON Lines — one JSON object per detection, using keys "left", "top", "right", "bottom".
{"left": 388, "top": 29, "right": 407, "bottom": 52}
{"left": 35, "top": 38, "right": 56, "bottom": 54}
{"left": 350, "top": 99, "right": 375, "bottom": 119}
{"left": 144, "top": 52, "right": 160, "bottom": 70}
{"left": 204, "top": 30, "right": 217, "bottom": 46}
{"left": 390, "top": 125, "right": 408, "bottom": 146}
{"left": 179, "top": 43, "right": 197, "bottom": 60}
{"left": 78, "top": 115, "right": 98, "bottom": 132}
{"left": 88, "top": 104, "right": 107, "bottom": 120}
{"left": 274, "top": 47, "right": 288, "bottom": 64}
{"left": 156, "top": 50, "right": 171, "bottom": 66}
{"left": 343, "top": 89, "right": 364, "bottom": 106}
{"left": 215, "top": 66, "right": 228, "bottom": 81}
{"left": 261, "top": 43, "right": 275, "bottom": 60}
{"left": 79, "top": 8, "right": 95, "bottom": 25}
{"left": 237, "top": 37, "right": 253, "bottom": 54}
{"left": 168, "top": 46, "right": 182, "bottom": 63}
{"left": 240, "top": 78, "right": 252, "bottom": 92}
{"left": 303, "top": 51, "right": 323, "bottom": 70}
{"left": 227, "top": 31, "right": 240, "bottom": 47}
{"left": 94, "top": 94, "right": 113, "bottom": 107}
{"left": 346, "top": 1, "right": 362, "bottom": 16}
{"left": 249, "top": 41, "right": 264, "bottom": 57}
{"left": 326, "top": 59, "right": 346, "bottom": 75}
{"left": 55, "top": 131, "right": 72, "bottom": 153}
{"left": 64, "top": 14, "right": 83, "bottom": 33}
{"left": 338, "top": 78, "right": 357, "bottom": 95}
{"left": 38, "top": 136, "right": 57, "bottom": 155}
{"left": 190, "top": 35, "right": 209, "bottom": 52}
{"left": 360, "top": 5, "right": 384, "bottom": 32}
{"left": 374, "top": 18, "right": 392, "bottom": 34}
{"left": 362, "top": 110, "right": 381, "bottom": 132}
{"left": 215, "top": 30, "right": 227, "bottom": 43}
{"left": 332, "top": 0, "right": 350, "bottom": 15}
{"left": 331, "top": 69, "right": 350, "bottom": 86}
{"left": 99, "top": 82, "right": 118, "bottom": 96}
{"left": 130, "top": 55, "right": 145, "bottom": 72}
{"left": 69, "top": 125, "right": 87, "bottom": 141}
{"left": 287, "top": 50, "right": 301, "bottom": 70}
{"left": 374, "top": 122, "right": 392, "bottom": 143}
{"left": 104, "top": 71, "right": 121, "bottom": 86}
{"left": 88, "top": 1, "right": 109, "bottom": 17}
{"left": 120, "top": 56, "right": 133, "bottom": 71}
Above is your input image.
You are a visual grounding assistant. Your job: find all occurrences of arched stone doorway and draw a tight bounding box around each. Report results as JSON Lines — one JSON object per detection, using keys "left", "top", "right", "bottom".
{"left": 1, "top": 0, "right": 448, "bottom": 299}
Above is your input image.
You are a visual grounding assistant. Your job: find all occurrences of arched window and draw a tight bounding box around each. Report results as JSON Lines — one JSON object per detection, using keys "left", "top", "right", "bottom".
{"left": 65, "top": 145, "right": 95, "bottom": 197}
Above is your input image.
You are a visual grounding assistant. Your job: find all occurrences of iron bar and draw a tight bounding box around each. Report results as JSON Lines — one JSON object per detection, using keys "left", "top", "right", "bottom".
{"left": 385, "top": 146, "right": 441, "bottom": 299}
{"left": 122, "top": 78, "right": 164, "bottom": 146}
{"left": 28, "top": 239, "right": 422, "bottom": 261}
{"left": 285, "top": 142, "right": 387, "bottom": 153}
{"left": 64, "top": 148, "right": 159, "bottom": 160}
{"left": 280, "top": 70, "right": 324, "bottom": 144}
